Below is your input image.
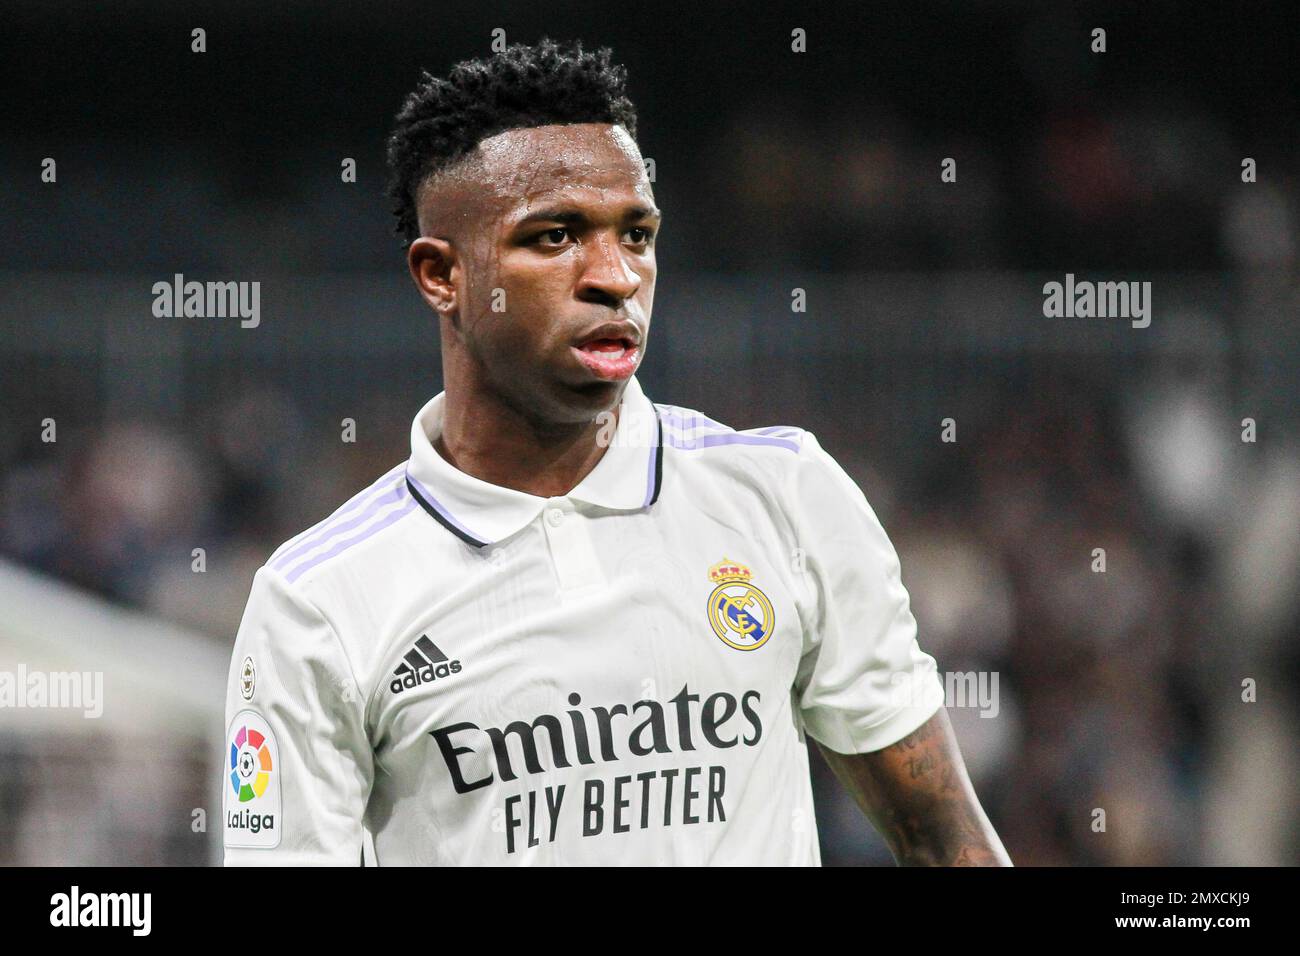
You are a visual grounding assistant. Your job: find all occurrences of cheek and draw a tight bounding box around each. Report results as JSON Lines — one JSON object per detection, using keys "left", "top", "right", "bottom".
{"left": 506, "top": 259, "right": 572, "bottom": 300}
{"left": 501, "top": 261, "right": 574, "bottom": 326}
{"left": 466, "top": 265, "right": 567, "bottom": 353}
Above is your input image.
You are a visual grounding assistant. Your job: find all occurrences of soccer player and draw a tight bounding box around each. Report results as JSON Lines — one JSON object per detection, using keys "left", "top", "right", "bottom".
{"left": 223, "top": 38, "right": 1010, "bottom": 866}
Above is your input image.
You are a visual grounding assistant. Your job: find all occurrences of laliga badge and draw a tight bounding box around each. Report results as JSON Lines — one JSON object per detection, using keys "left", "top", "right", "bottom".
{"left": 224, "top": 710, "right": 282, "bottom": 848}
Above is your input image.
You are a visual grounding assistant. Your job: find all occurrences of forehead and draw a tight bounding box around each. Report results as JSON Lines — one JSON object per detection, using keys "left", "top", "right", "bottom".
{"left": 470, "top": 123, "right": 651, "bottom": 214}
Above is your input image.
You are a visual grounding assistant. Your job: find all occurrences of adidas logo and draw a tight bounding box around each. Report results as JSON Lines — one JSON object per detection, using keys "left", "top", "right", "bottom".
{"left": 390, "top": 635, "right": 462, "bottom": 695}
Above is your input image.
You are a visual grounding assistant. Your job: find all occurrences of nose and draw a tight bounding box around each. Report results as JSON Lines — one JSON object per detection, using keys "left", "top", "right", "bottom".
{"left": 575, "top": 231, "right": 641, "bottom": 307}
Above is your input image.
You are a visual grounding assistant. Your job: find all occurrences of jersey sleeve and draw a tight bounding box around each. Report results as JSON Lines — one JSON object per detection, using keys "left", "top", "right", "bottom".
{"left": 223, "top": 565, "right": 373, "bottom": 865}
{"left": 785, "top": 431, "right": 946, "bottom": 754}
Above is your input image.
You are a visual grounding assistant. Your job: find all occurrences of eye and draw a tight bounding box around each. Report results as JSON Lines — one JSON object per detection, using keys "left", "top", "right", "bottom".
{"left": 525, "top": 227, "right": 572, "bottom": 248}
{"left": 626, "top": 227, "right": 655, "bottom": 245}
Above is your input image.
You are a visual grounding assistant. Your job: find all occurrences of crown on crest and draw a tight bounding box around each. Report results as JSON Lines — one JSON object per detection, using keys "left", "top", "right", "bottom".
{"left": 709, "top": 558, "right": 752, "bottom": 584}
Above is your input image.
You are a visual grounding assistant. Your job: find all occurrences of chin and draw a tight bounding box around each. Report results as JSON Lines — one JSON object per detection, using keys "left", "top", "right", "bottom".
{"left": 549, "top": 376, "right": 627, "bottom": 422}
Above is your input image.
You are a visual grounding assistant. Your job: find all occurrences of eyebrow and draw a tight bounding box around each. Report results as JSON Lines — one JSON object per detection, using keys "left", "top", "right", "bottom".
{"left": 513, "top": 204, "right": 662, "bottom": 228}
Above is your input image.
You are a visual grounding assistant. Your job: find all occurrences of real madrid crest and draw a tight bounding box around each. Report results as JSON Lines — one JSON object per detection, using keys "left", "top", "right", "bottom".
{"left": 706, "top": 557, "right": 775, "bottom": 651}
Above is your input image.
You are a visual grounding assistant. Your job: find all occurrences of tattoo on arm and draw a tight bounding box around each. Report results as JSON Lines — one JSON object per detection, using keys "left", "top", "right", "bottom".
{"left": 816, "top": 708, "right": 1012, "bottom": 866}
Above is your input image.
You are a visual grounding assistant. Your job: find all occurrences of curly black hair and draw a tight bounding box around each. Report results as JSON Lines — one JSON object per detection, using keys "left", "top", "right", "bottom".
{"left": 385, "top": 38, "right": 640, "bottom": 246}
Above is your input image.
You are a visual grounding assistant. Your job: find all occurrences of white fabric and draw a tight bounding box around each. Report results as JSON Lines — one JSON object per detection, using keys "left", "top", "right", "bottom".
{"left": 223, "top": 375, "right": 944, "bottom": 865}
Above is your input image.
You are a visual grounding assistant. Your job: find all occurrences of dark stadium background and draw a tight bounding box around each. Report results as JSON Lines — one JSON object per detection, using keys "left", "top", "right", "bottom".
{"left": 1, "top": 0, "right": 1296, "bottom": 865}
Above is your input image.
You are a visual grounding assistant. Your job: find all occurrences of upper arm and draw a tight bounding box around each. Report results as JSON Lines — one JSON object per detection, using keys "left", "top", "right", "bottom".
{"left": 786, "top": 431, "right": 946, "bottom": 752}
{"left": 779, "top": 434, "right": 1008, "bottom": 864}
{"left": 223, "top": 567, "right": 373, "bottom": 865}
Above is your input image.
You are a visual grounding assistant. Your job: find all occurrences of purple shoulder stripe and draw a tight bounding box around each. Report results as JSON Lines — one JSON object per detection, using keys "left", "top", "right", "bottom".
{"left": 283, "top": 494, "right": 418, "bottom": 584}
{"left": 269, "top": 462, "right": 407, "bottom": 571}
{"left": 664, "top": 432, "right": 801, "bottom": 454}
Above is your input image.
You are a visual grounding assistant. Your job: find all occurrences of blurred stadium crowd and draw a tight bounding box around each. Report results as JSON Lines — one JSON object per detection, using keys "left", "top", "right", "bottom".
{"left": 1, "top": 2, "right": 1296, "bottom": 864}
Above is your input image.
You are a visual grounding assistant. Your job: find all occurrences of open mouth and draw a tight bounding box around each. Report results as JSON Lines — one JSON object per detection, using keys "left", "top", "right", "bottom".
{"left": 572, "top": 338, "right": 641, "bottom": 380}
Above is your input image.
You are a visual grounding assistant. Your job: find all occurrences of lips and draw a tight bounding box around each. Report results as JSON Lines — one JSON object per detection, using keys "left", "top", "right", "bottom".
{"left": 572, "top": 338, "right": 641, "bottom": 380}
{"left": 571, "top": 321, "right": 642, "bottom": 381}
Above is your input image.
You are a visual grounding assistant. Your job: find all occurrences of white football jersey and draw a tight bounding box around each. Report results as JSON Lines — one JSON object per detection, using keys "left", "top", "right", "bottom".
{"left": 223, "top": 374, "right": 945, "bottom": 865}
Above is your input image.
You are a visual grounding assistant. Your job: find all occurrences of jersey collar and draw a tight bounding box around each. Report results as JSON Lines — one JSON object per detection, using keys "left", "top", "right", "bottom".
{"left": 405, "top": 374, "right": 663, "bottom": 549}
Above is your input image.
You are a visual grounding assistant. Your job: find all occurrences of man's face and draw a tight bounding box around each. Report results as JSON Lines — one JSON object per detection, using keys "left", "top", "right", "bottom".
{"left": 412, "top": 122, "right": 659, "bottom": 425}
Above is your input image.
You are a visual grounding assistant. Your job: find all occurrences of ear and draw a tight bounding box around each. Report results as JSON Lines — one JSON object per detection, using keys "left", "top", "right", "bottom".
{"left": 407, "top": 236, "right": 459, "bottom": 322}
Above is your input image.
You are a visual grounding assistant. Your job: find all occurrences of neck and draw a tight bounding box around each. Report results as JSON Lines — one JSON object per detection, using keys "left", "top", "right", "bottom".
{"left": 435, "top": 384, "right": 619, "bottom": 499}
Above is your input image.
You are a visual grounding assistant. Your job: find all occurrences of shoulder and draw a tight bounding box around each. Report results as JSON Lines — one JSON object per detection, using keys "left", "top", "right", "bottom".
{"left": 654, "top": 399, "right": 809, "bottom": 459}
{"left": 652, "top": 398, "right": 879, "bottom": 532}
{"left": 652, "top": 398, "right": 831, "bottom": 488}
{"left": 262, "top": 460, "right": 419, "bottom": 588}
